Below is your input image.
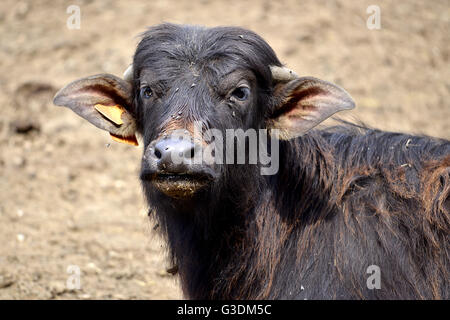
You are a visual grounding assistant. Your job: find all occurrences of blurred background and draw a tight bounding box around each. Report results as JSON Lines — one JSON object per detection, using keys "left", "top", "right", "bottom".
{"left": 0, "top": 0, "right": 448, "bottom": 299}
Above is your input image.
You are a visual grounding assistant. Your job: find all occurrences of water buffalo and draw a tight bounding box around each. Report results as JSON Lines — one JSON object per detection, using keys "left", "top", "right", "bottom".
{"left": 54, "top": 23, "right": 449, "bottom": 299}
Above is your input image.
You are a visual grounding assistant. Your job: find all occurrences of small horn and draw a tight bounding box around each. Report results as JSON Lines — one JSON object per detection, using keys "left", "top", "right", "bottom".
{"left": 270, "top": 66, "right": 299, "bottom": 82}
{"left": 123, "top": 64, "right": 133, "bottom": 83}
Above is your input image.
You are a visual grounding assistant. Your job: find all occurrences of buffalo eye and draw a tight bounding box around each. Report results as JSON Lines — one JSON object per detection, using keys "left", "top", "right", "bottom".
{"left": 140, "top": 86, "right": 153, "bottom": 99}
{"left": 231, "top": 86, "right": 250, "bottom": 101}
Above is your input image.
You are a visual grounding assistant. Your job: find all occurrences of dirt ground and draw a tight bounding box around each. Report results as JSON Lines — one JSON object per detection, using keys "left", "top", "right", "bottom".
{"left": 0, "top": 0, "right": 448, "bottom": 299}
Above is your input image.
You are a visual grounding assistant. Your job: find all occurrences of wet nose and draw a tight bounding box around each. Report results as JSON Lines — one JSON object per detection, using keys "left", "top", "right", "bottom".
{"left": 153, "top": 138, "right": 197, "bottom": 172}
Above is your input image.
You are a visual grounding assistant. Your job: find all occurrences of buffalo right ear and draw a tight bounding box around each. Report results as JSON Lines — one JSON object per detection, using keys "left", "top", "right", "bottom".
{"left": 53, "top": 74, "right": 138, "bottom": 146}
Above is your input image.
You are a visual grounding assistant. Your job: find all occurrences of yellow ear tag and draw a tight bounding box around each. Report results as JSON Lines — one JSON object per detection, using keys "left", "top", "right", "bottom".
{"left": 94, "top": 104, "right": 125, "bottom": 125}
{"left": 110, "top": 133, "right": 139, "bottom": 146}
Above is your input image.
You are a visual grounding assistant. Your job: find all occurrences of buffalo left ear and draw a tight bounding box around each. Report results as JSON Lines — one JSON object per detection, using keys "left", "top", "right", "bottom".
{"left": 53, "top": 74, "right": 138, "bottom": 146}
{"left": 267, "top": 77, "right": 355, "bottom": 140}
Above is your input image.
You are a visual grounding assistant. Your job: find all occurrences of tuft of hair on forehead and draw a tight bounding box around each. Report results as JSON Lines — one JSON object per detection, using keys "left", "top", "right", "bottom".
{"left": 132, "top": 23, "right": 282, "bottom": 88}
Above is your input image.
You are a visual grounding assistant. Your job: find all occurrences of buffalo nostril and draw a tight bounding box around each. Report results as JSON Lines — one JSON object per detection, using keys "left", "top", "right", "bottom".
{"left": 180, "top": 147, "right": 195, "bottom": 159}
{"left": 154, "top": 149, "right": 162, "bottom": 159}
{"left": 184, "top": 146, "right": 195, "bottom": 159}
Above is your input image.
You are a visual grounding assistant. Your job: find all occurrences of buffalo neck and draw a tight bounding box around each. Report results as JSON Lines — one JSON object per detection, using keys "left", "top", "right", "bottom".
{"left": 148, "top": 132, "right": 335, "bottom": 299}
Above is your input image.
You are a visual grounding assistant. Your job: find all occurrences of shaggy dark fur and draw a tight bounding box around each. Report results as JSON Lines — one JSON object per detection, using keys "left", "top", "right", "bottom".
{"left": 132, "top": 24, "right": 449, "bottom": 299}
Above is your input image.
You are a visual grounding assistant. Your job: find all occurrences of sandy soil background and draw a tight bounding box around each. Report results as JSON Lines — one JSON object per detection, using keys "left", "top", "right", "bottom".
{"left": 0, "top": 0, "right": 448, "bottom": 299}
